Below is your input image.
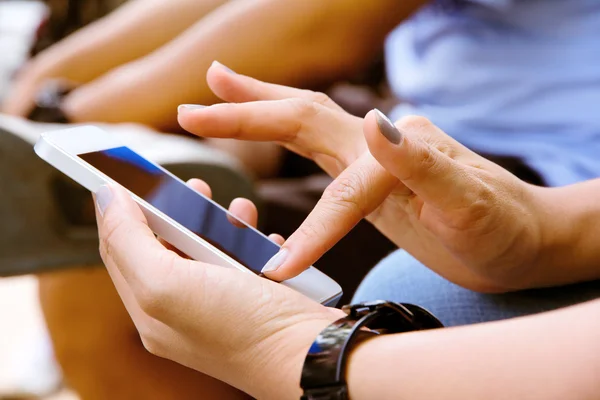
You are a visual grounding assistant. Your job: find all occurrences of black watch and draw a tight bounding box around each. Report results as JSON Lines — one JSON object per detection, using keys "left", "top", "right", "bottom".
{"left": 300, "top": 300, "right": 443, "bottom": 400}
{"left": 27, "top": 80, "right": 73, "bottom": 123}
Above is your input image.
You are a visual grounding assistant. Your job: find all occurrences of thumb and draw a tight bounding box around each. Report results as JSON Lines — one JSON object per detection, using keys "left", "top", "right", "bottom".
{"left": 364, "top": 110, "right": 479, "bottom": 212}
{"left": 95, "top": 184, "right": 182, "bottom": 294}
{"left": 260, "top": 152, "right": 397, "bottom": 281}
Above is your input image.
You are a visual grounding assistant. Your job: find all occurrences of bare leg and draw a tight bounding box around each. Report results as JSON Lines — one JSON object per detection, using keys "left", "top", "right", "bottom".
{"left": 3, "top": 0, "right": 231, "bottom": 117}
{"left": 60, "top": 0, "right": 407, "bottom": 130}
{"left": 39, "top": 267, "right": 250, "bottom": 400}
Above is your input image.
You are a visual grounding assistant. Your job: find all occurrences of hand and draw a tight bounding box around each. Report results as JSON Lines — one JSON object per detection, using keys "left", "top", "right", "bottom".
{"left": 179, "top": 62, "right": 546, "bottom": 292}
{"left": 94, "top": 179, "right": 343, "bottom": 399}
{"left": 2, "top": 62, "right": 49, "bottom": 116}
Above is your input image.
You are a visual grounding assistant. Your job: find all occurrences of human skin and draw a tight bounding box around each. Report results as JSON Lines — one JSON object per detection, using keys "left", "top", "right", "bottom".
{"left": 3, "top": 0, "right": 417, "bottom": 129}
{"left": 10, "top": 1, "right": 420, "bottom": 396}
{"left": 38, "top": 179, "right": 253, "bottom": 400}
{"left": 95, "top": 181, "right": 600, "bottom": 400}
{"left": 2, "top": 0, "right": 230, "bottom": 117}
{"left": 179, "top": 63, "right": 600, "bottom": 293}
{"left": 3, "top": 0, "right": 420, "bottom": 177}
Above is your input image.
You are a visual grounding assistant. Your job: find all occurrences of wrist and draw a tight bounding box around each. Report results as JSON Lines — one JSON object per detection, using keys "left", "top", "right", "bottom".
{"left": 529, "top": 184, "right": 592, "bottom": 286}
{"left": 239, "top": 307, "right": 345, "bottom": 400}
{"left": 524, "top": 183, "right": 596, "bottom": 288}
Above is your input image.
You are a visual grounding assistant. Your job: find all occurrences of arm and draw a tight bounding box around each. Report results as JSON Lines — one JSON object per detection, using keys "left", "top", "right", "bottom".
{"left": 95, "top": 181, "right": 600, "bottom": 400}
{"left": 3, "top": 0, "right": 229, "bottom": 115}
{"left": 61, "top": 0, "right": 422, "bottom": 129}
{"left": 531, "top": 181, "right": 600, "bottom": 287}
{"left": 348, "top": 298, "right": 600, "bottom": 400}
{"left": 264, "top": 298, "right": 600, "bottom": 400}
{"left": 179, "top": 69, "right": 600, "bottom": 290}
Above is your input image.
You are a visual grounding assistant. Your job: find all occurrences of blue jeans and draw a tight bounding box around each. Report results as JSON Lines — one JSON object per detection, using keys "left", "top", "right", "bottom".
{"left": 353, "top": 249, "right": 600, "bottom": 327}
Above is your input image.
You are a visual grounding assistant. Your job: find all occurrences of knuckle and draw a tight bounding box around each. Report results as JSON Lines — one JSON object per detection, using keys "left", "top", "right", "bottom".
{"left": 134, "top": 317, "right": 164, "bottom": 356}
{"left": 309, "top": 91, "right": 333, "bottom": 107}
{"left": 413, "top": 145, "right": 441, "bottom": 177}
{"left": 447, "top": 182, "right": 497, "bottom": 232}
{"left": 296, "top": 221, "right": 330, "bottom": 256}
{"left": 139, "top": 332, "right": 162, "bottom": 357}
{"left": 395, "top": 115, "right": 433, "bottom": 133}
{"left": 287, "top": 97, "right": 325, "bottom": 119}
{"left": 285, "top": 98, "right": 326, "bottom": 142}
{"left": 321, "top": 174, "right": 367, "bottom": 218}
{"left": 136, "top": 253, "right": 178, "bottom": 318}
{"left": 98, "top": 215, "right": 128, "bottom": 265}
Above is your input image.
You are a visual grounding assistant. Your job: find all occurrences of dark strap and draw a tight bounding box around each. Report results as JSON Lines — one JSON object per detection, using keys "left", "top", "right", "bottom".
{"left": 300, "top": 301, "right": 443, "bottom": 400}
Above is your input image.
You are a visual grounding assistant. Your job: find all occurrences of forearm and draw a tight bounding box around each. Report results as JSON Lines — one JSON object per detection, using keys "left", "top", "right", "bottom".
{"left": 527, "top": 180, "right": 600, "bottom": 287}
{"left": 346, "top": 298, "right": 600, "bottom": 399}
{"left": 63, "top": 0, "right": 420, "bottom": 129}
{"left": 268, "top": 299, "right": 600, "bottom": 400}
{"left": 30, "top": 0, "right": 229, "bottom": 83}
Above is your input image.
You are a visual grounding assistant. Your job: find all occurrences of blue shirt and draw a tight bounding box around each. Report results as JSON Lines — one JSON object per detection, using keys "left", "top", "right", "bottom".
{"left": 386, "top": 0, "right": 600, "bottom": 186}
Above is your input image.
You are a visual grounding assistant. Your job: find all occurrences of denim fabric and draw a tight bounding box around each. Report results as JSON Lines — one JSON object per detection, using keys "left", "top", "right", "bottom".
{"left": 353, "top": 249, "right": 600, "bottom": 327}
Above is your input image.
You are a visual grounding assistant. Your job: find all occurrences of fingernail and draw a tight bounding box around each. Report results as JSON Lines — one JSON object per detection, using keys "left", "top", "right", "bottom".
{"left": 212, "top": 60, "right": 236, "bottom": 74}
{"left": 261, "top": 248, "right": 289, "bottom": 274}
{"left": 95, "top": 185, "right": 113, "bottom": 217}
{"left": 374, "top": 109, "right": 403, "bottom": 145}
{"left": 178, "top": 104, "right": 206, "bottom": 112}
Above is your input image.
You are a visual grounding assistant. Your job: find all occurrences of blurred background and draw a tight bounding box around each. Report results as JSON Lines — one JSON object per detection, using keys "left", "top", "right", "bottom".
{"left": 1, "top": 4, "right": 74, "bottom": 399}
{"left": 2, "top": 0, "right": 598, "bottom": 398}
{"left": 0, "top": 1, "right": 394, "bottom": 398}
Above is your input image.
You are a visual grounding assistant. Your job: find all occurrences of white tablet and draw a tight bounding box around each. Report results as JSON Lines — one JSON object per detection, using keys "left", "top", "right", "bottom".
{"left": 35, "top": 126, "right": 342, "bottom": 306}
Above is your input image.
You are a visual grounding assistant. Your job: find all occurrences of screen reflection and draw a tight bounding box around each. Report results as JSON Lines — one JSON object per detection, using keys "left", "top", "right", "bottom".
{"left": 80, "top": 146, "right": 279, "bottom": 273}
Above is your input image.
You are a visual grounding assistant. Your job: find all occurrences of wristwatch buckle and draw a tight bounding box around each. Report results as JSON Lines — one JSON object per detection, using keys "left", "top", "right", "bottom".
{"left": 342, "top": 300, "right": 413, "bottom": 320}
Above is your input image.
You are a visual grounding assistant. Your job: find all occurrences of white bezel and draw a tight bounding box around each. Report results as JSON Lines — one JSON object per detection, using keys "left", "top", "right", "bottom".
{"left": 35, "top": 126, "right": 342, "bottom": 306}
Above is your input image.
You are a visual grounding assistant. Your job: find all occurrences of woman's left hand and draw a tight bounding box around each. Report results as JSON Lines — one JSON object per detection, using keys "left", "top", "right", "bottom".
{"left": 94, "top": 180, "right": 343, "bottom": 399}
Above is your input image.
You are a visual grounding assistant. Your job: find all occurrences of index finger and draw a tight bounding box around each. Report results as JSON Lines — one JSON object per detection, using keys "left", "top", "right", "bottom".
{"left": 178, "top": 99, "right": 360, "bottom": 162}
{"left": 206, "top": 60, "right": 343, "bottom": 111}
{"left": 260, "top": 152, "right": 398, "bottom": 281}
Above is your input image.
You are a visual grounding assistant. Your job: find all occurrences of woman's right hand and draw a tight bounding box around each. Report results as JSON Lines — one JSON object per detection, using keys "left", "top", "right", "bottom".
{"left": 179, "top": 62, "right": 551, "bottom": 293}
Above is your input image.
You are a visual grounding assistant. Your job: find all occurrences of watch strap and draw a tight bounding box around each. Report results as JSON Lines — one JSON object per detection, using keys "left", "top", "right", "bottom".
{"left": 300, "top": 301, "right": 443, "bottom": 400}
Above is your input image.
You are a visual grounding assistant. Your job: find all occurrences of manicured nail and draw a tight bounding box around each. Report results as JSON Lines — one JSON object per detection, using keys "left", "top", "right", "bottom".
{"left": 178, "top": 104, "right": 206, "bottom": 112}
{"left": 212, "top": 60, "right": 236, "bottom": 74}
{"left": 374, "top": 109, "right": 403, "bottom": 145}
{"left": 95, "top": 185, "right": 113, "bottom": 217}
{"left": 261, "top": 248, "right": 289, "bottom": 274}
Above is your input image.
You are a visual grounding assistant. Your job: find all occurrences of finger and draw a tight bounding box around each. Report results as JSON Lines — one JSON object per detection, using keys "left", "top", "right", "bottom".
{"left": 187, "top": 178, "right": 212, "bottom": 199}
{"left": 206, "top": 60, "right": 342, "bottom": 110}
{"left": 94, "top": 184, "right": 187, "bottom": 296}
{"left": 227, "top": 197, "right": 258, "bottom": 228}
{"left": 268, "top": 233, "right": 285, "bottom": 246}
{"left": 97, "top": 246, "right": 173, "bottom": 349}
{"left": 157, "top": 178, "right": 212, "bottom": 256}
{"left": 102, "top": 245, "right": 148, "bottom": 324}
{"left": 158, "top": 237, "right": 190, "bottom": 259}
{"left": 93, "top": 189, "right": 172, "bottom": 331}
{"left": 179, "top": 99, "right": 306, "bottom": 142}
{"left": 364, "top": 110, "right": 480, "bottom": 212}
{"left": 178, "top": 99, "right": 352, "bottom": 159}
{"left": 261, "top": 152, "right": 398, "bottom": 281}
{"left": 177, "top": 99, "right": 363, "bottom": 168}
